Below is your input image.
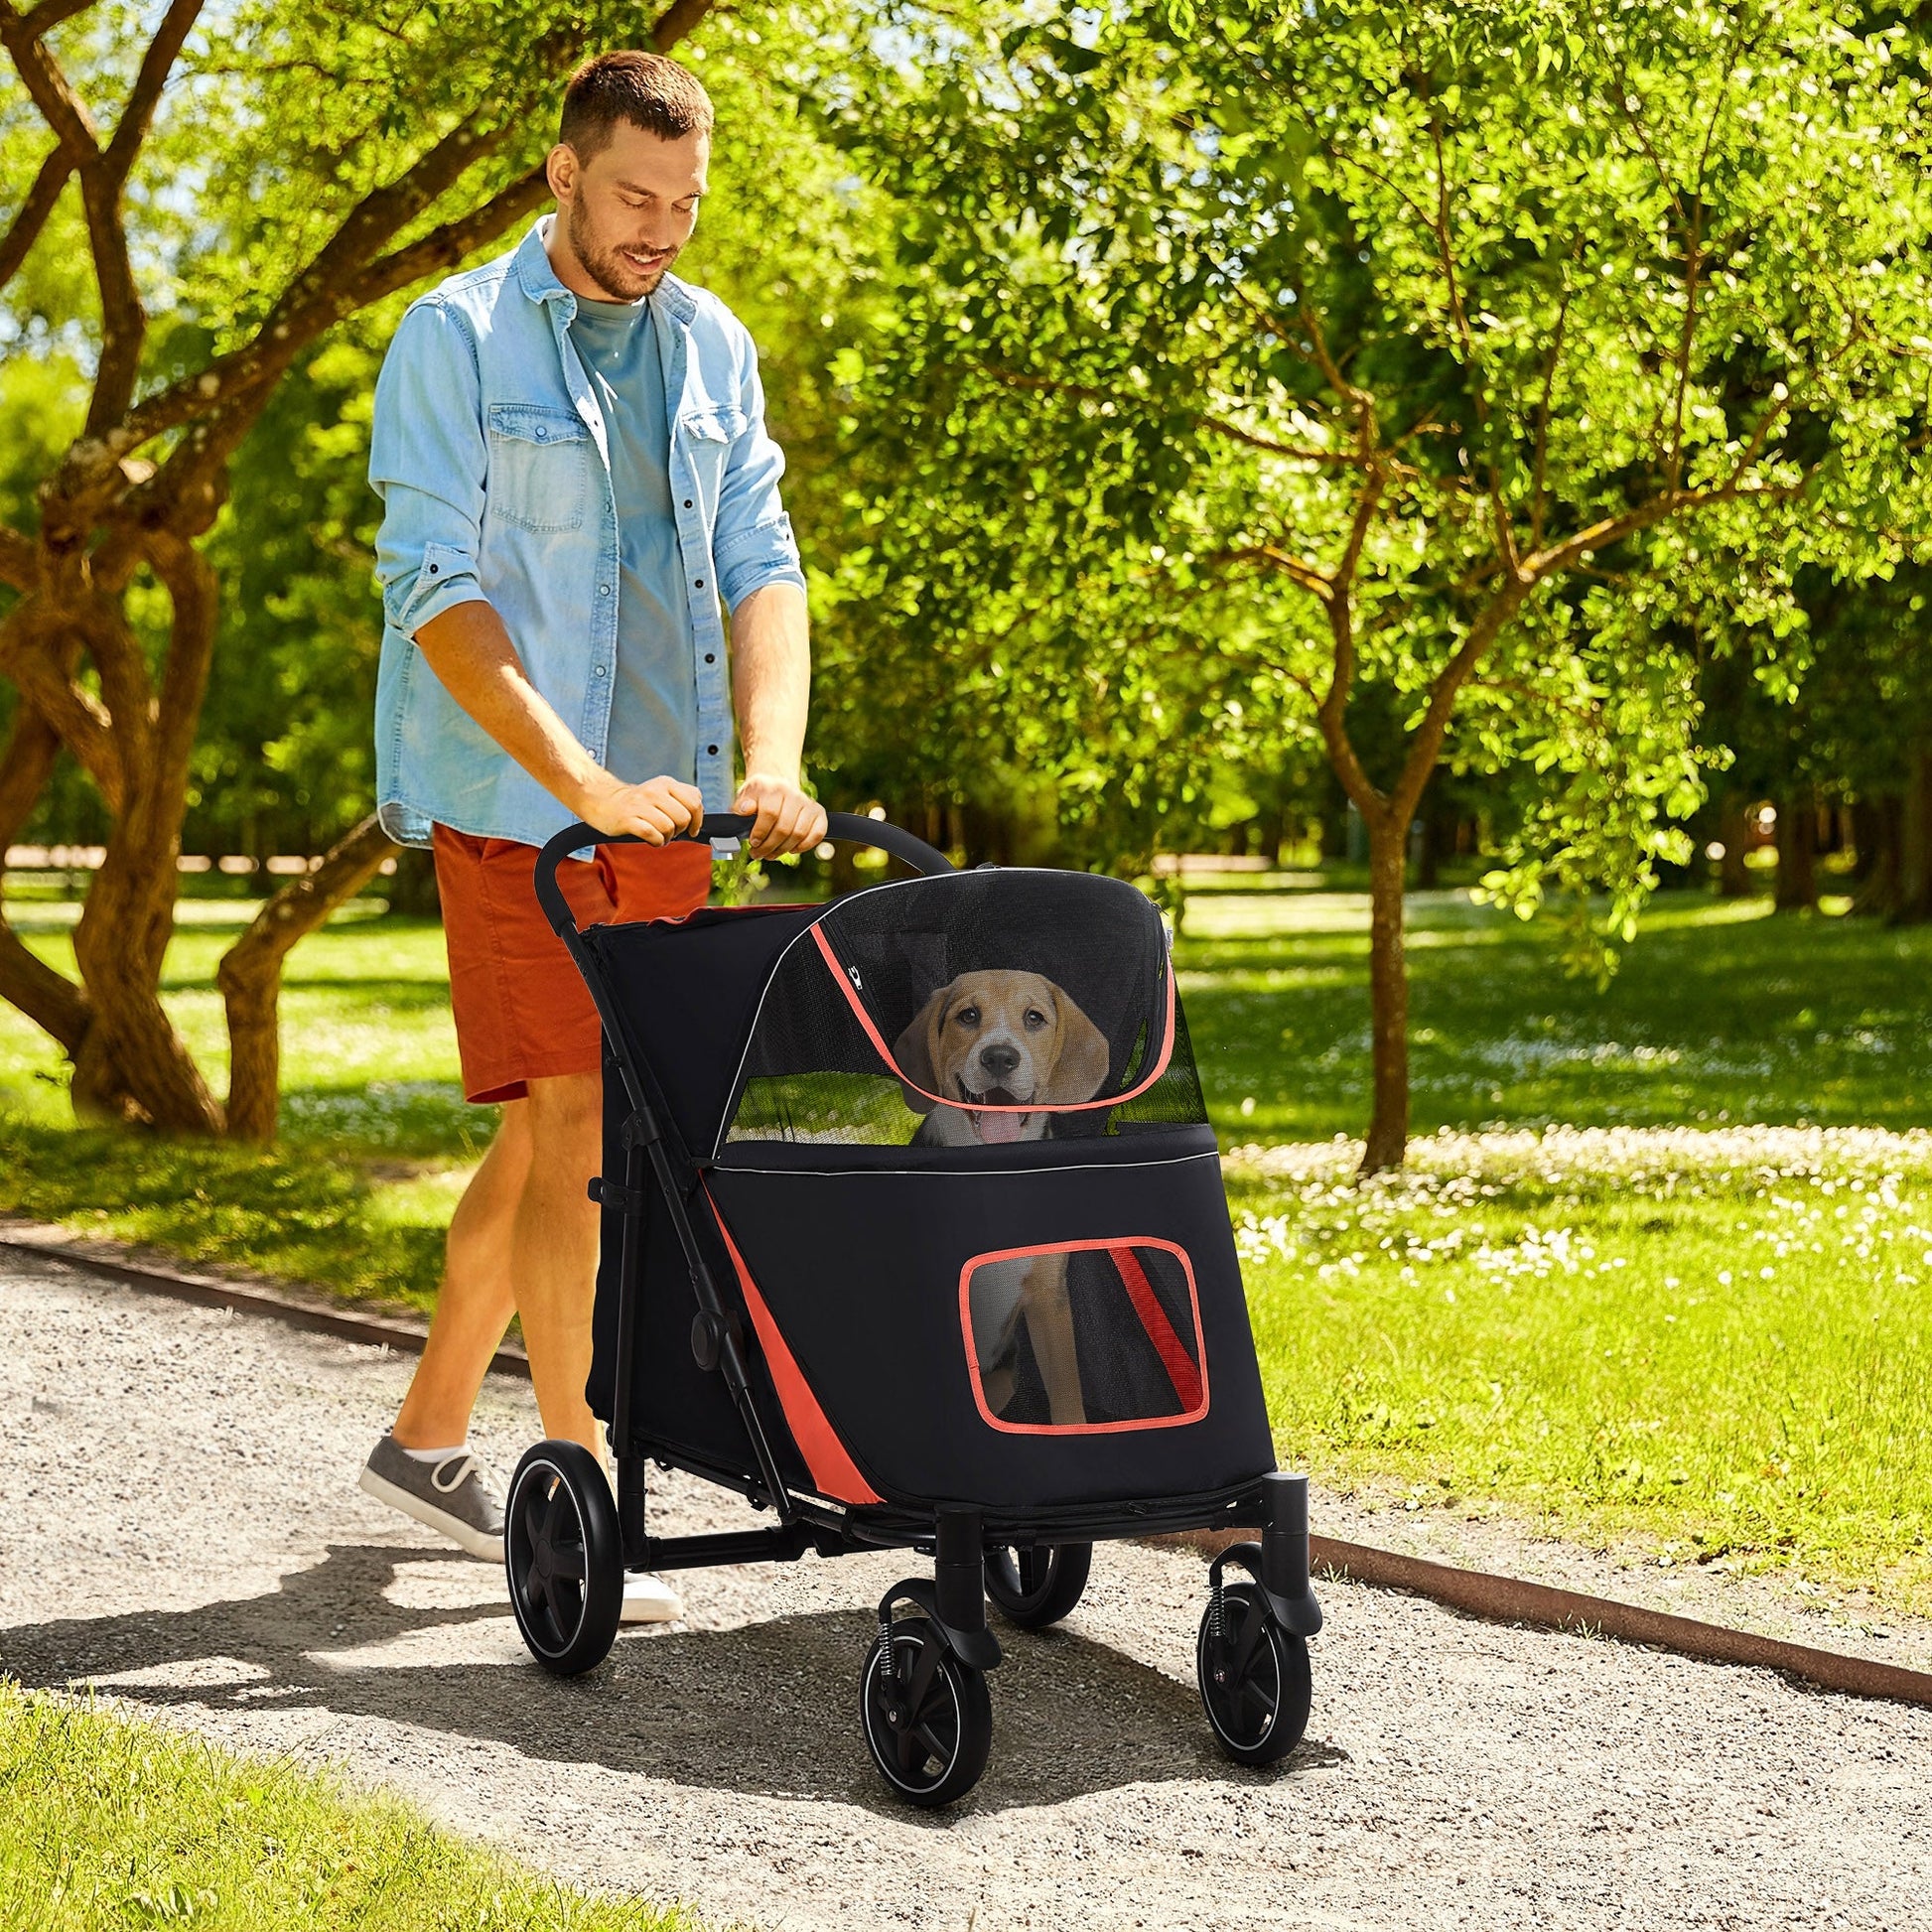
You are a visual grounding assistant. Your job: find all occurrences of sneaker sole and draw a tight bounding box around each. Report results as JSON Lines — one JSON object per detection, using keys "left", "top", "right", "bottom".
{"left": 357, "top": 1465, "right": 503, "bottom": 1563}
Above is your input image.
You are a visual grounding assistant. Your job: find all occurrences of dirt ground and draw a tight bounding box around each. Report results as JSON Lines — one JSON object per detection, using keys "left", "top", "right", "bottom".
{"left": 3, "top": 1245, "right": 1929, "bottom": 1931}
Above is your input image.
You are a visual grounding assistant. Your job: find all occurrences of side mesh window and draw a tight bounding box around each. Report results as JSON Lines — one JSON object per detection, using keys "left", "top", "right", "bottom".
{"left": 961, "top": 1240, "right": 1207, "bottom": 1432}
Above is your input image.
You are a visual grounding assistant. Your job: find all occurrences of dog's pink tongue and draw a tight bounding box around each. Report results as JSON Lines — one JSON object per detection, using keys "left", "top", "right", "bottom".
{"left": 979, "top": 1109, "right": 1027, "bottom": 1145}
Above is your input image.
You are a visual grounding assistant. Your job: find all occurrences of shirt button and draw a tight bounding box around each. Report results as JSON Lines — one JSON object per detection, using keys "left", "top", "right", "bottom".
{"left": 535, "top": 427, "right": 548, "bottom": 440}
{"left": 707, "top": 744, "right": 719, "bottom": 756}
{"left": 694, "top": 579, "right": 705, "bottom": 589}
{"left": 704, "top": 653, "right": 715, "bottom": 663}
{"left": 599, "top": 585, "right": 611, "bottom": 596}
{"left": 683, "top": 499, "right": 692, "bottom": 508}
{"left": 594, "top": 665, "right": 608, "bottom": 677}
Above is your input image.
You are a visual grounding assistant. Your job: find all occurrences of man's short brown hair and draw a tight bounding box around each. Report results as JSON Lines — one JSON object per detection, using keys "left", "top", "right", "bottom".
{"left": 559, "top": 51, "right": 714, "bottom": 158}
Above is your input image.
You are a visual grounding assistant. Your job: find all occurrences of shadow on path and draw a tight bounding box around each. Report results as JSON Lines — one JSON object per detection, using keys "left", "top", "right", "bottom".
{"left": 0, "top": 1543, "right": 1337, "bottom": 1817}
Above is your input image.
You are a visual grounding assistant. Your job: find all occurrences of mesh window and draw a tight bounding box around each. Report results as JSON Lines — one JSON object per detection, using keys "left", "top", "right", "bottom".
{"left": 723, "top": 870, "right": 1207, "bottom": 1149}
{"left": 962, "top": 1240, "right": 1207, "bottom": 1432}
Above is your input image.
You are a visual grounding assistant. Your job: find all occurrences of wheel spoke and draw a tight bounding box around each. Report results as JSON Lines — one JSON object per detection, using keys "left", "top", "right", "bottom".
{"left": 904, "top": 1633, "right": 941, "bottom": 1715}
{"left": 1229, "top": 1600, "right": 1268, "bottom": 1679}
{"left": 540, "top": 1484, "right": 571, "bottom": 1550}
{"left": 549, "top": 1544, "right": 586, "bottom": 1582}
{"left": 526, "top": 1571, "right": 550, "bottom": 1613}
{"left": 912, "top": 1722, "right": 952, "bottom": 1765}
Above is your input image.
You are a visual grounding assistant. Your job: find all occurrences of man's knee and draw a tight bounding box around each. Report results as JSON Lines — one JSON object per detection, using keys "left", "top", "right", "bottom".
{"left": 524, "top": 1072, "right": 604, "bottom": 1175}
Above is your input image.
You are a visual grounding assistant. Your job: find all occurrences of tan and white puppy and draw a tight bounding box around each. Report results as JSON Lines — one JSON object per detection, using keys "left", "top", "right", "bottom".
{"left": 894, "top": 971, "right": 1110, "bottom": 1424}
{"left": 892, "top": 970, "right": 1110, "bottom": 1150}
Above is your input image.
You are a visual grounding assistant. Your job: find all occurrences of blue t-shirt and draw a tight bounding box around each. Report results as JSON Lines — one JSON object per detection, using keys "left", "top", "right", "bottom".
{"left": 567, "top": 295, "right": 699, "bottom": 786}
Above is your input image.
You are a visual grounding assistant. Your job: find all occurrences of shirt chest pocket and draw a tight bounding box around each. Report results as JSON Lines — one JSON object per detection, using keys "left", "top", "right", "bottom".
{"left": 485, "top": 403, "right": 594, "bottom": 533}
{"left": 676, "top": 405, "right": 748, "bottom": 500}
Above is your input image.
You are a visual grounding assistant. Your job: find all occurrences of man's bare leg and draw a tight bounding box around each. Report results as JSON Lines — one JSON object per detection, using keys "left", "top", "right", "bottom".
{"left": 511, "top": 1069, "right": 606, "bottom": 1454}
{"left": 392, "top": 1101, "right": 533, "bottom": 1449}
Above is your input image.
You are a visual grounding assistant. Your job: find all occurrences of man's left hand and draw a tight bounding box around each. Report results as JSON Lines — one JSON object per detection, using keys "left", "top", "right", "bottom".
{"left": 733, "top": 773, "right": 828, "bottom": 858}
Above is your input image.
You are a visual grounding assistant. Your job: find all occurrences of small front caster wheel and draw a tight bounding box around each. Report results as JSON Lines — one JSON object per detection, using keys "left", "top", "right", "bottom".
{"left": 505, "top": 1440, "right": 623, "bottom": 1677}
{"left": 1197, "top": 1581, "right": 1311, "bottom": 1767}
{"left": 860, "top": 1616, "right": 992, "bottom": 1808}
{"left": 985, "top": 1541, "right": 1092, "bottom": 1630}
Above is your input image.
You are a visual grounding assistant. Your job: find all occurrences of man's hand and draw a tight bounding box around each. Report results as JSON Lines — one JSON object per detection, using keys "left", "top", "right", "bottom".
{"left": 733, "top": 772, "right": 828, "bottom": 858}
{"left": 579, "top": 772, "right": 705, "bottom": 845}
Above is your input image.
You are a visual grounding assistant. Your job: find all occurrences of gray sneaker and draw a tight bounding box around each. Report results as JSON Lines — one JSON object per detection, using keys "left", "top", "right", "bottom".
{"left": 358, "top": 1435, "right": 505, "bottom": 1561}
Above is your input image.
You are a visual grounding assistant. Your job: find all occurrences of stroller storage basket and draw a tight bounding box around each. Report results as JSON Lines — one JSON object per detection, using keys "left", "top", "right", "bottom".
{"left": 515, "top": 811, "right": 1321, "bottom": 1807}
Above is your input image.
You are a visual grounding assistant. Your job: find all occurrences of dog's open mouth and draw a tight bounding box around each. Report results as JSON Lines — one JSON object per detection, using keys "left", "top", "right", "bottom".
{"left": 958, "top": 1079, "right": 1034, "bottom": 1145}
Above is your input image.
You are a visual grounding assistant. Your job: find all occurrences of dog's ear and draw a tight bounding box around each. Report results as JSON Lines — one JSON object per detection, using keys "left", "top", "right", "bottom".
{"left": 1042, "top": 987, "right": 1111, "bottom": 1104}
{"left": 891, "top": 982, "right": 953, "bottom": 1115}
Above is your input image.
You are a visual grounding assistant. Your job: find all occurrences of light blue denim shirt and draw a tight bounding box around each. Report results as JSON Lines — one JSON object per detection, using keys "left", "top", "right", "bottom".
{"left": 368, "top": 214, "right": 806, "bottom": 848}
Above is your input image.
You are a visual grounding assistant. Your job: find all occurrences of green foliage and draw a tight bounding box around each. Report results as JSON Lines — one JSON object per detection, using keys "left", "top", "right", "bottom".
{"left": 807, "top": 0, "right": 1932, "bottom": 911}
{"left": 0, "top": 1682, "right": 697, "bottom": 1931}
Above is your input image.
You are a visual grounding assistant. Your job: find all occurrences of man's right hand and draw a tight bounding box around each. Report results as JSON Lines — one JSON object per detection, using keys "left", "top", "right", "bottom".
{"left": 577, "top": 771, "right": 705, "bottom": 845}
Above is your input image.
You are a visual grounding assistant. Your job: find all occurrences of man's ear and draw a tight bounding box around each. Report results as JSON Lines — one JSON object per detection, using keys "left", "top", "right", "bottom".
{"left": 1042, "top": 988, "right": 1111, "bottom": 1104}
{"left": 892, "top": 983, "right": 953, "bottom": 1115}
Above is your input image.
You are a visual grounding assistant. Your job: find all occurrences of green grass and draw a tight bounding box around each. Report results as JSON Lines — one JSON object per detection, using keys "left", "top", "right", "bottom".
{"left": 1230, "top": 1126, "right": 1932, "bottom": 1607}
{"left": 0, "top": 1682, "right": 694, "bottom": 1931}
{"left": 1175, "top": 884, "right": 1932, "bottom": 1141}
{"left": 4, "top": 873, "right": 1932, "bottom": 1603}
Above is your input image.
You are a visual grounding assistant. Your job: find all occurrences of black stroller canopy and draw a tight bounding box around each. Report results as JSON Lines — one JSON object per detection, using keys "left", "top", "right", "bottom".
{"left": 723, "top": 869, "right": 1207, "bottom": 1149}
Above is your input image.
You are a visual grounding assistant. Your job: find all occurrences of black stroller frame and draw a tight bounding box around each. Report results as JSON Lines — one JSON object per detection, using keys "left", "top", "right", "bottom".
{"left": 511, "top": 810, "right": 1322, "bottom": 1806}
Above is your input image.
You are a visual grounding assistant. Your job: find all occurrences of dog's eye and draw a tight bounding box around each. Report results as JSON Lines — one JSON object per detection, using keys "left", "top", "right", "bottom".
{"left": 955, "top": 1007, "right": 979, "bottom": 1028}
{"left": 1024, "top": 1008, "right": 1047, "bottom": 1029}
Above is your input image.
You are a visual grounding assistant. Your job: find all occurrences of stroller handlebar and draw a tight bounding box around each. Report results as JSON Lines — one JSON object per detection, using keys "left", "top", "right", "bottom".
{"left": 533, "top": 810, "right": 958, "bottom": 941}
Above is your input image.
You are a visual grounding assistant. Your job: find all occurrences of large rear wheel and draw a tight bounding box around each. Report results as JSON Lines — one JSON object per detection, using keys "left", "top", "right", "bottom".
{"left": 984, "top": 1541, "right": 1092, "bottom": 1630}
{"left": 504, "top": 1441, "right": 623, "bottom": 1677}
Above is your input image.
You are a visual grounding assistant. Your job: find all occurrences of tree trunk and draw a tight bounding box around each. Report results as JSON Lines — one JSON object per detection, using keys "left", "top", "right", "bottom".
{"left": 1774, "top": 790, "right": 1817, "bottom": 911}
{"left": 217, "top": 815, "right": 398, "bottom": 1141}
{"left": 1361, "top": 809, "right": 1411, "bottom": 1173}
{"left": 1897, "top": 748, "right": 1932, "bottom": 925}
{"left": 1851, "top": 794, "right": 1902, "bottom": 916}
{"left": 1718, "top": 794, "right": 1754, "bottom": 897}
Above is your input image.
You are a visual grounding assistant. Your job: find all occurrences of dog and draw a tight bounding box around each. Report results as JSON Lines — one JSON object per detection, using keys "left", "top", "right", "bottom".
{"left": 893, "top": 971, "right": 1110, "bottom": 1425}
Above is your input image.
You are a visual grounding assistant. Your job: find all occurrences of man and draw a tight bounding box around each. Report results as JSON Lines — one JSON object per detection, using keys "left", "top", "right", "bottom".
{"left": 356, "top": 50, "right": 826, "bottom": 1622}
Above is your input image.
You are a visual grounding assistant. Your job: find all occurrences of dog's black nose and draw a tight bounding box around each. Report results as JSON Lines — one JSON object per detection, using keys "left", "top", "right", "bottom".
{"left": 979, "top": 1042, "right": 1021, "bottom": 1078}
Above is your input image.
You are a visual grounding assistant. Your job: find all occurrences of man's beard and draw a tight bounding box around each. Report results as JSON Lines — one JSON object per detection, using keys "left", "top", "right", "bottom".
{"left": 567, "top": 196, "right": 676, "bottom": 302}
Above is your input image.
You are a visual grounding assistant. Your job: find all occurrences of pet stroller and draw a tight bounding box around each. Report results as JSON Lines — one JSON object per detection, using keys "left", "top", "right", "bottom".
{"left": 509, "top": 811, "right": 1322, "bottom": 1807}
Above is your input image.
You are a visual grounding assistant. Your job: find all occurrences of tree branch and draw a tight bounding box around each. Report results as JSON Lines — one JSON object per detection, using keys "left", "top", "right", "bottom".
{"left": 17, "top": 0, "right": 105, "bottom": 36}
{"left": 0, "top": 700, "right": 93, "bottom": 1054}
{"left": 971, "top": 363, "right": 1361, "bottom": 466}
{"left": 0, "top": 7, "right": 100, "bottom": 161}
{"left": 0, "top": 143, "right": 76, "bottom": 291}
{"left": 216, "top": 814, "right": 397, "bottom": 1140}
{"left": 649, "top": 0, "right": 718, "bottom": 50}
{"left": 100, "top": 0, "right": 204, "bottom": 188}
{"left": 0, "top": 611, "right": 125, "bottom": 812}
{"left": 1205, "top": 543, "right": 1335, "bottom": 602}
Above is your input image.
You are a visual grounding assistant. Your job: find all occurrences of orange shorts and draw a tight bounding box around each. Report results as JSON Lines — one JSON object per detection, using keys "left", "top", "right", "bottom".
{"left": 432, "top": 824, "right": 712, "bottom": 1105}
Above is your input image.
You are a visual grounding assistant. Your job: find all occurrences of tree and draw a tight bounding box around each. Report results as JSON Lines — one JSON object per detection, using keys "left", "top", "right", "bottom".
{"left": 0, "top": 0, "right": 720, "bottom": 1138}
{"left": 817, "top": 0, "right": 1932, "bottom": 1167}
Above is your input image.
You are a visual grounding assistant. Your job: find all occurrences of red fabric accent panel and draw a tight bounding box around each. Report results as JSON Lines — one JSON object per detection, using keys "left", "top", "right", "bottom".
{"left": 809, "top": 920, "right": 1175, "bottom": 1115}
{"left": 1107, "top": 1243, "right": 1204, "bottom": 1413}
{"left": 701, "top": 1183, "right": 884, "bottom": 1505}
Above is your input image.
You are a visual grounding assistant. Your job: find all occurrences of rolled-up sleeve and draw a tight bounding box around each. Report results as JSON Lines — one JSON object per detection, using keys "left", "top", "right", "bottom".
{"left": 369, "top": 298, "right": 490, "bottom": 637}
{"left": 714, "top": 329, "right": 808, "bottom": 613}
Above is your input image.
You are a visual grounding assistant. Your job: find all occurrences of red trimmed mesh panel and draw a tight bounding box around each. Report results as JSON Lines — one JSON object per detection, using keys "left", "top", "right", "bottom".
{"left": 723, "top": 870, "right": 1207, "bottom": 1149}
{"left": 962, "top": 1241, "right": 1206, "bottom": 1431}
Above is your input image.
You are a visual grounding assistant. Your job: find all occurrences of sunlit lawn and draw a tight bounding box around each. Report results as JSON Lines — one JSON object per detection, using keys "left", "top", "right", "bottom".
{"left": 4, "top": 873, "right": 1932, "bottom": 1601}
{"left": 0, "top": 1682, "right": 694, "bottom": 1932}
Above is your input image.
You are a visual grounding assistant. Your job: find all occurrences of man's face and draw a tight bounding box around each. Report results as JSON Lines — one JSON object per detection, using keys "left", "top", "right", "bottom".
{"left": 548, "top": 121, "right": 709, "bottom": 302}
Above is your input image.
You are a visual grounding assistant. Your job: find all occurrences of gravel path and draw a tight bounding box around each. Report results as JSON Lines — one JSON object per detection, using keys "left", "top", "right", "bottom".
{"left": 3, "top": 1248, "right": 1929, "bottom": 1931}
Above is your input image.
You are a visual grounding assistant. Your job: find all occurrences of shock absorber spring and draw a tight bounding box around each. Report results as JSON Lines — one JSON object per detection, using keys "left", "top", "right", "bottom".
{"left": 875, "top": 1611, "right": 896, "bottom": 1685}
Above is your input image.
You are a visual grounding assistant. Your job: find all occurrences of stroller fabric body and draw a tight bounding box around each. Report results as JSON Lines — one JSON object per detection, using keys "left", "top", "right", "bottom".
{"left": 513, "top": 815, "right": 1322, "bottom": 1806}
{"left": 585, "top": 868, "right": 1275, "bottom": 1524}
